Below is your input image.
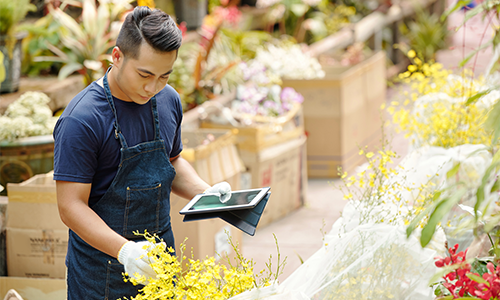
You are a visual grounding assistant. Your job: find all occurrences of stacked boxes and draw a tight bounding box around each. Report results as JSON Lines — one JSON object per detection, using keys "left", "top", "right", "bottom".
{"left": 200, "top": 105, "right": 308, "bottom": 227}
{"left": 6, "top": 173, "right": 67, "bottom": 279}
{"left": 282, "top": 51, "right": 387, "bottom": 177}
{"left": 171, "top": 129, "right": 246, "bottom": 261}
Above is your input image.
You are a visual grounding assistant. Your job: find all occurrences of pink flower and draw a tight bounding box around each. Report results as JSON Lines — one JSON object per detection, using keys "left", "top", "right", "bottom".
{"left": 213, "top": 6, "right": 242, "bottom": 27}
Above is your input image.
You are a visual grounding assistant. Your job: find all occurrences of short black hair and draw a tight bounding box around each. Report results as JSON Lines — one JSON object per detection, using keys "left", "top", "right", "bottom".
{"left": 116, "top": 6, "right": 182, "bottom": 59}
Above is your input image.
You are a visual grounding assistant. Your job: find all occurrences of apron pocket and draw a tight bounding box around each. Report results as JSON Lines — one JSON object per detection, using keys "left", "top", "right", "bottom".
{"left": 123, "top": 182, "right": 162, "bottom": 237}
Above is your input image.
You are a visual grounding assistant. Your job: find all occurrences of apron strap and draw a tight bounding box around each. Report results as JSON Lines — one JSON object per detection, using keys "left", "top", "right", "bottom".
{"left": 150, "top": 96, "right": 161, "bottom": 141}
{"left": 103, "top": 67, "right": 128, "bottom": 149}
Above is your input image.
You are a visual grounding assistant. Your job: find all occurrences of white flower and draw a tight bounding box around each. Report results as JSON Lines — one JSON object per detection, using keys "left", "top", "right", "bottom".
{"left": 256, "top": 0, "right": 281, "bottom": 8}
{"left": 255, "top": 44, "right": 325, "bottom": 80}
{"left": 0, "top": 92, "right": 58, "bottom": 142}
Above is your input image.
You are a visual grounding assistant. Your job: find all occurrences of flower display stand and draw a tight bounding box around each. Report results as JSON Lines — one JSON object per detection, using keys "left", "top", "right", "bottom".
{"left": 282, "top": 51, "right": 387, "bottom": 178}
{"left": 169, "top": 128, "right": 246, "bottom": 263}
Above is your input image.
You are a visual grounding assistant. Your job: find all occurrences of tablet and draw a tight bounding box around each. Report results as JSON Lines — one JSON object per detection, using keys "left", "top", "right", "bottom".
{"left": 179, "top": 187, "right": 271, "bottom": 215}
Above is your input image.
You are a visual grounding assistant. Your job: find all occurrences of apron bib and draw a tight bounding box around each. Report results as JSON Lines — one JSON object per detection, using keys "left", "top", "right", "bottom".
{"left": 66, "top": 67, "right": 176, "bottom": 300}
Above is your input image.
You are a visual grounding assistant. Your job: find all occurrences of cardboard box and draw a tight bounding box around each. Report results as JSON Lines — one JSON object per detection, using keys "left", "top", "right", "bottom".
{"left": 0, "top": 276, "right": 66, "bottom": 300}
{"left": 238, "top": 136, "right": 307, "bottom": 228}
{"left": 170, "top": 173, "right": 243, "bottom": 262}
{"left": 181, "top": 129, "right": 245, "bottom": 185}
{"left": 6, "top": 228, "right": 68, "bottom": 279}
{"left": 7, "top": 173, "right": 66, "bottom": 230}
{"left": 171, "top": 129, "right": 245, "bottom": 262}
{"left": 0, "top": 197, "right": 7, "bottom": 277}
{"left": 282, "top": 51, "right": 387, "bottom": 177}
{"left": 200, "top": 103, "right": 305, "bottom": 153}
{"left": 6, "top": 173, "right": 68, "bottom": 279}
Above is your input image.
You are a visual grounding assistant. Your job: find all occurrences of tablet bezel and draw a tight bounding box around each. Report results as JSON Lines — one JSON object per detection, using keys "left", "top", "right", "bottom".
{"left": 179, "top": 187, "right": 271, "bottom": 215}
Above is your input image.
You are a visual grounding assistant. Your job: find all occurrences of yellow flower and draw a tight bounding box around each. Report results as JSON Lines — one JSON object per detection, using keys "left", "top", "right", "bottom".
{"left": 343, "top": 193, "right": 353, "bottom": 200}
{"left": 408, "top": 50, "right": 416, "bottom": 58}
{"left": 366, "top": 152, "right": 374, "bottom": 158}
{"left": 408, "top": 65, "right": 417, "bottom": 72}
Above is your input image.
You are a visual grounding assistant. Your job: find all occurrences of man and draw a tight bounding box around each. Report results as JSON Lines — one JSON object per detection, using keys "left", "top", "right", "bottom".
{"left": 53, "top": 6, "right": 230, "bottom": 299}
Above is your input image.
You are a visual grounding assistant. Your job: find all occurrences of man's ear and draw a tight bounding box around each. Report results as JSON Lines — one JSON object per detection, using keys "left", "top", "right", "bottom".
{"left": 111, "top": 46, "right": 124, "bottom": 66}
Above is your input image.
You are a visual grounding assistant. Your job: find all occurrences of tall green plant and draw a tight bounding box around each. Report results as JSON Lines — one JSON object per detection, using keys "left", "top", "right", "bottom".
{"left": 35, "top": 0, "right": 133, "bottom": 86}
{"left": 399, "top": 7, "right": 449, "bottom": 62}
{"left": 0, "top": 0, "right": 36, "bottom": 57}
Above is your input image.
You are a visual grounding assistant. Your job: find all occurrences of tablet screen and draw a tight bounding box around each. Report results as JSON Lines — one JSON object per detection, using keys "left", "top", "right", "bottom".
{"left": 189, "top": 190, "right": 261, "bottom": 211}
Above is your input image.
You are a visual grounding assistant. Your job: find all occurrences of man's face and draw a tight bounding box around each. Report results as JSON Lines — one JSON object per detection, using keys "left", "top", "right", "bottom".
{"left": 110, "top": 43, "right": 177, "bottom": 105}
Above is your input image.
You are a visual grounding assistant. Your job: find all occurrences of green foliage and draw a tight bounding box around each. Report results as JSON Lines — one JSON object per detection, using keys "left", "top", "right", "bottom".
{"left": 169, "top": 28, "right": 275, "bottom": 111}
{"left": 35, "top": 0, "right": 133, "bottom": 86}
{"left": 18, "top": 15, "right": 65, "bottom": 76}
{"left": 260, "top": 0, "right": 355, "bottom": 44}
{"left": 0, "top": 0, "right": 36, "bottom": 57}
{"left": 0, "top": 0, "right": 36, "bottom": 36}
{"left": 399, "top": 7, "right": 449, "bottom": 62}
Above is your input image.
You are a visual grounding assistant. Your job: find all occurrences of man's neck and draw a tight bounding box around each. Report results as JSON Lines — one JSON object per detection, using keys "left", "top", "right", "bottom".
{"left": 105, "top": 67, "right": 128, "bottom": 101}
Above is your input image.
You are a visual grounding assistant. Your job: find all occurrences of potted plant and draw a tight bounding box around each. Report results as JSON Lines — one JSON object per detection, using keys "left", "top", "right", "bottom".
{"left": 35, "top": 0, "right": 133, "bottom": 86}
{"left": 0, "top": 0, "right": 36, "bottom": 93}
{"left": 0, "top": 91, "right": 58, "bottom": 195}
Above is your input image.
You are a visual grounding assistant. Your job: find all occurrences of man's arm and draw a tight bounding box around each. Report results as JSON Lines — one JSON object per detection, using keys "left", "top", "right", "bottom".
{"left": 56, "top": 181, "right": 128, "bottom": 258}
{"left": 171, "top": 156, "right": 211, "bottom": 200}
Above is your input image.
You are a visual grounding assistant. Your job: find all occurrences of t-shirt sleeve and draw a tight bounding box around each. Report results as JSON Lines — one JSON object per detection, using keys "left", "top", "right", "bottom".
{"left": 170, "top": 96, "right": 183, "bottom": 158}
{"left": 53, "top": 116, "right": 99, "bottom": 183}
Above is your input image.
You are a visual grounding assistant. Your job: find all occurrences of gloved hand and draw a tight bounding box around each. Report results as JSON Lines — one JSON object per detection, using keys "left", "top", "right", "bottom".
{"left": 204, "top": 181, "right": 232, "bottom": 203}
{"left": 118, "top": 240, "right": 161, "bottom": 284}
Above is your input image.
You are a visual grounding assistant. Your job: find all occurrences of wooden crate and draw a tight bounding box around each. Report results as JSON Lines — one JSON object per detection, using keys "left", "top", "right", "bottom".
{"left": 282, "top": 51, "right": 387, "bottom": 178}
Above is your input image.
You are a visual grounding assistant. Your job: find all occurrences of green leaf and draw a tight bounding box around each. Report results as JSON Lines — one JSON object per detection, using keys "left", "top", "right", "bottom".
{"left": 58, "top": 62, "right": 82, "bottom": 80}
{"left": 459, "top": 41, "right": 492, "bottom": 67}
{"left": 490, "top": 178, "right": 500, "bottom": 193}
{"left": 446, "top": 162, "right": 461, "bottom": 178}
{"left": 485, "top": 99, "right": 500, "bottom": 142}
{"left": 406, "top": 191, "right": 441, "bottom": 238}
{"left": 82, "top": 0, "right": 97, "bottom": 38}
{"left": 484, "top": 215, "right": 500, "bottom": 232}
{"left": 466, "top": 89, "right": 491, "bottom": 105}
{"left": 33, "top": 56, "right": 65, "bottom": 63}
{"left": 474, "top": 160, "right": 500, "bottom": 217}
{"left": 421, "top": 188, "right": 466, "bottom": 247}
{"left": 441, "top": 0, "right": 470, "bottom": 22}
{"left": 428, "top": 263, "right": 463, "bottom": 285}
{"left": 467, "top": 272, "right": 489, "bottom": 285}
{"left": 49, "top": 6, "right": 86, "bottom": 42}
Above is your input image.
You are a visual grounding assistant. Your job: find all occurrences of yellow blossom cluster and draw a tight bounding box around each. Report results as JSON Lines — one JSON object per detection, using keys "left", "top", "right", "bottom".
{"left": 387, "top": 52, "right": 494, "bottom": 149}
{"left": 338, "top": 146, "right": 435, "bottom": 227}
{"left": 121, "top": 232, "right": 275, "bottom": 300}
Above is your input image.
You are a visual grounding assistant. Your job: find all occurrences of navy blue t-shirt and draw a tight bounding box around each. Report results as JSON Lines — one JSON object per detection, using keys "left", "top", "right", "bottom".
{"left": 53, "top": 81, "right": 183, "bottom": 207}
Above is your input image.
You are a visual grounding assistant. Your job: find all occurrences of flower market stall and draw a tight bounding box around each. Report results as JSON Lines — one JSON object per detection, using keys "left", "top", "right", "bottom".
{"left": 1, "top": 0, "right": 498, "bottom": 299}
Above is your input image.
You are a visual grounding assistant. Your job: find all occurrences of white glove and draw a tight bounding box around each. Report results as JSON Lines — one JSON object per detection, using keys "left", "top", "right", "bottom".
{"left": 204, "top": 181, "right": 232, "bottom": 203}
{"left": 118, "top": 241, "right": 160, "bottom": 284}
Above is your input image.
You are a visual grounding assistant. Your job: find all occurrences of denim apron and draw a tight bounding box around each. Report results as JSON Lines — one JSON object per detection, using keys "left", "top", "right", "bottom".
{"left": 66, "top": 68, "right": 176, "bottom": 300}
